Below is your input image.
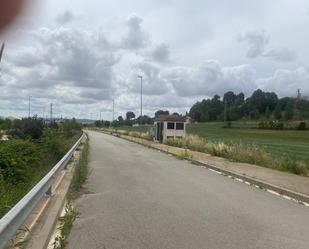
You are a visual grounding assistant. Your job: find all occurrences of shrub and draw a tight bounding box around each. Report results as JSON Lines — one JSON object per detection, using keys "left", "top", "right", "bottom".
{"left": 0, "top": 140, "right": 40, "bottom": 183}
{"left": 297, "top": 122, "right": 306, "bottom": 130}
{"left": 9, "top": 116, "right": 44, "bottom": 139}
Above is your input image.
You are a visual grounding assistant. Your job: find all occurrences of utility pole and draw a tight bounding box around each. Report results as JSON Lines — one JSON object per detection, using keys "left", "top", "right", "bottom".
{"left": 138, "top": 75, "right": 143, "bottom": 125}
{"left": 28, "top": 96, "right": 31, "bottom": 118}
{"left": 297, "top": 89, "right": 301, "bottom": 100}
{"left": 224, "top": 99, "right": 227, "bottom": 127}
{"left": 112, "top": 99, "right": 115, "bottom": 121}
{"left": 50, "top": 103, "right": 53, "bottom": 123}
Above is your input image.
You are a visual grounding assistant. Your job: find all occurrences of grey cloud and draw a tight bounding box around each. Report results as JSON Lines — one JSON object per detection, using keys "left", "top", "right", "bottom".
{"left": 128, "top": 61, "right": 171, "bottom": 95}
{"left": 264, "top": 48, "right": 296, "bottom": 62}
{"left": 238, "top": 30, "right": 296, "bottom": 62}
{"left": 8, "top": 48, "right": 44, "bottom": 68}
{"left": 238, "top": 30, "right": 269, "bottom": 58}
{"left": 164, "top": 60, "right": 256, "bottom": 97}
{"left": 79, "top": 88, "right": 113, "bottom": 101}
{"left": 56, "top": 10, "right": 74, "bottom": 25}
{"left": 151, "top": 44, "right": 171, "bottom": 63}
{"left": 27, "top": 27, "right": 120, "bottom": 89}
{"left": 122, "top": 14, "right": 149, "bottom": 50}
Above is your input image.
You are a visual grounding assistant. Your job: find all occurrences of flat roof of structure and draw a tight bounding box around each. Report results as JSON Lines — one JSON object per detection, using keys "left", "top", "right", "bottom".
{"left": 154, "top": 115, "right": 187, "bottom": 122}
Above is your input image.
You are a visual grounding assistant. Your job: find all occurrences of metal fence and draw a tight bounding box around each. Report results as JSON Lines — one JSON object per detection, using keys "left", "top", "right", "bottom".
{"left": 0, "top": 133, "right": 85, "bottom": 249}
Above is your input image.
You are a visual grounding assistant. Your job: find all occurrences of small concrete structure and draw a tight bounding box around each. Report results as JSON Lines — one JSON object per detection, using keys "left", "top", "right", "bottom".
{"left": 154, "top": 115, "right": 186, "bottom": 143}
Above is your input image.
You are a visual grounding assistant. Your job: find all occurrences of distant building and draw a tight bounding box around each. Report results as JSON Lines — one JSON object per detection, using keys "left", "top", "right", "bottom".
{"left": 154, "top": 115, "right": 187, "bottom": 143}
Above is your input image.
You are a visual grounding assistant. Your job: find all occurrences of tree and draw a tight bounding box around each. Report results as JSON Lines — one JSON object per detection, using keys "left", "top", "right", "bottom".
{"left": 284, "top": 99, "right": 294, "bottom": 120}
{"left": 126, "top": 111, "right": 135, "bottom": 120}
{"left": 223, "top": 91, "right": 236, "bottom": 107}
{"left": 274, "top": 104, "right": 282, "bottom": 120}
{"left": 155, "top": 110, "right": 169, "bottom": 117}
{"left": 235, "top": 93, "right": 245, "bottom": 106}
{"left": 265, "top": 106, "right": 271, "bottom": 119}
{"left": 118, "top": 116, "right": 124, "bottom": 122}
{"left": 10, "top": 116, "right": 44, "bottom": 139}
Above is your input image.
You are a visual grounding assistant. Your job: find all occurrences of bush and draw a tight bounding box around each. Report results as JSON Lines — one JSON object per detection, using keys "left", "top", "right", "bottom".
{"left": 0, "top": 140, "right": 40, "bottom": 183}
{"left": 297, "top": 122, "right": 306, "bottom": 130}
{"left": 9, "top": 117, "right": 44, "bottom": 139}
{"left": 258, "top": 120, "right": 284, "bottom": 130}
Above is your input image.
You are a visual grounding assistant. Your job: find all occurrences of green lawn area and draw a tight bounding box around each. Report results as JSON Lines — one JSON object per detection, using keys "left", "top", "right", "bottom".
{"left": 115, "top": 123, "right": 309, "bottom": 164}
{"left": 187, "top": 123, "right": 309, "bottom": 163}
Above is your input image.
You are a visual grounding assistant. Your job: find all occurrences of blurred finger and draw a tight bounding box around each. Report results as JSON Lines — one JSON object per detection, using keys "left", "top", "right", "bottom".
{"left": 0, "top": 0, "right": 26, "bottom": 32}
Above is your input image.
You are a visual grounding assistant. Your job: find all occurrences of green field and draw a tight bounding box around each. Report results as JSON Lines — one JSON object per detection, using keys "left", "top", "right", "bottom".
{"left": 187, "top": 123, "right": 309, "bottom": 163}
{"left": 116, "top": 123, "right": 309, "bottom": 164}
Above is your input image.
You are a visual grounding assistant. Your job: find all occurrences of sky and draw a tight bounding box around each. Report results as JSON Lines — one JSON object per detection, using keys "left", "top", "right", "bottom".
{"left": 0, "top": 0, "right": 309, "bottom": 120}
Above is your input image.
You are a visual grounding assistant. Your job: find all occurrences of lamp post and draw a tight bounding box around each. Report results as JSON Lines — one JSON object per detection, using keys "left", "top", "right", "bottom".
{"left": 112, "top": 99, "right": 115, "bottom": 121}
{"left": 28, "top": 96, "right": 32, "bottom": 118}
{"left": 138, "top": 75, "right": 143, "bottom": 125}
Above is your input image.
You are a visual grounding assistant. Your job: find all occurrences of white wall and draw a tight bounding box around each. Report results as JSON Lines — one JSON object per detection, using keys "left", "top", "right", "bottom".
{"left": 162, "top": 121, "right": 186, "bottom": 142}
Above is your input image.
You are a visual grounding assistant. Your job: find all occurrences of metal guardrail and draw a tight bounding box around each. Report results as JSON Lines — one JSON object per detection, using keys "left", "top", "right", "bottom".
{"left": 0, "top": 133, "right": 85, "bottom": 249}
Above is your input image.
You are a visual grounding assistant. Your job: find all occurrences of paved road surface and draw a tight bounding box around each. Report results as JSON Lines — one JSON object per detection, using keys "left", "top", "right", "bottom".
{"left": 67, "top": 131, "right": 309, "bottom": 249}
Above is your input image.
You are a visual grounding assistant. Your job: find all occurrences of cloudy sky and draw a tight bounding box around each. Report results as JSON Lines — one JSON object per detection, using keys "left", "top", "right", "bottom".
{"left": 0, "top": 0, "right": 309, "bottom": 120}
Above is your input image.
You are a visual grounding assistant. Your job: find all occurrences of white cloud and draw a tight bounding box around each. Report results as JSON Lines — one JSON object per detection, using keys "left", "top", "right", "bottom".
{"left": 164, "top": 60, "right": 256, "bottom": 97}
{"left": 238, "top": 30, "right": 269, "bottom": 58}
{"left": 264, "top": 48, "right": 296, "bottom": 62}
{"left": 1, "top": 0, "right": 309, "bottom": 119}
{"left": 257, "top": 67, "right": 309, "bottom": 97}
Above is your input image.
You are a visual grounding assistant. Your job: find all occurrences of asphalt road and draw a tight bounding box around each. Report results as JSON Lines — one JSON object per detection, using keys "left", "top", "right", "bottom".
{"left": 67, "top": 131, "right": 309, "bottom": 249}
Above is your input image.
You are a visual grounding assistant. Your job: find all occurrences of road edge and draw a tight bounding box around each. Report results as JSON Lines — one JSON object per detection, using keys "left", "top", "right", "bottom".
{"left": 96, "top": 130, "right": 309, "bottom": 205}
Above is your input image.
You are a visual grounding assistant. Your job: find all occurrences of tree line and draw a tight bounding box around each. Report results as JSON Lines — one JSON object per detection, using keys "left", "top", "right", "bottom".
{"left": 94, "top": 110, "right": 181, "bottom": 128}
{"left": 189, "top": 89, "right": 309, "bottom": 122}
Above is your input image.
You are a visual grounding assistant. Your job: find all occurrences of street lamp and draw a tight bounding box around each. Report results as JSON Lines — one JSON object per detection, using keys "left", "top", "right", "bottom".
{"left": 28, "top": 96, "right": 32, "bottom": 118}
{"left": 138, "top": 75, "right": 143, "bottom": 124}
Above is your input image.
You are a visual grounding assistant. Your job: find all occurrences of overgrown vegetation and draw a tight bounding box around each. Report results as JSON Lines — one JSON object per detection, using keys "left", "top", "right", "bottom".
{"left": 72, "top": 134, "right": 89, "bottom": 190}
{"left": 0, "top": 117, "right": 82, "bottom": 218}
{"left": 53, "top": 202, "right": 76, "bottom": 249}
{"left": 51, "top": 134, "right": 90, "bottom": 248}
{"left": 166, "top": 135, "right": 308, "bottom": 176}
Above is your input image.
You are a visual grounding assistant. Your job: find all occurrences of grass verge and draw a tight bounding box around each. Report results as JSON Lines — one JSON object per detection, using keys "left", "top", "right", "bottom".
{"left": 52, "top": 202, "right": 76, "bottom": 249}
{"left": 71, "top": 134, "right": 89, "bottom": 191}
{"left": 166, "top": 135, "right": 308, "bottom": 176}
{"left": 52, "top": 134, "right": 89, "bottom": 249}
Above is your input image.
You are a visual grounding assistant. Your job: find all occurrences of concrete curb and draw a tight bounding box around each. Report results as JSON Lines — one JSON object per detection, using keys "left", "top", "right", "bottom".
{"left": 97, "top": 130, "right": 309, "bottom": 205}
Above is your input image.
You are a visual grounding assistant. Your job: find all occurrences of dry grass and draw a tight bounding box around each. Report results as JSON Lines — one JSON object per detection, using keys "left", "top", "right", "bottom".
{"left": 166, "top": 135, "right": 308, "bottom": 176}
